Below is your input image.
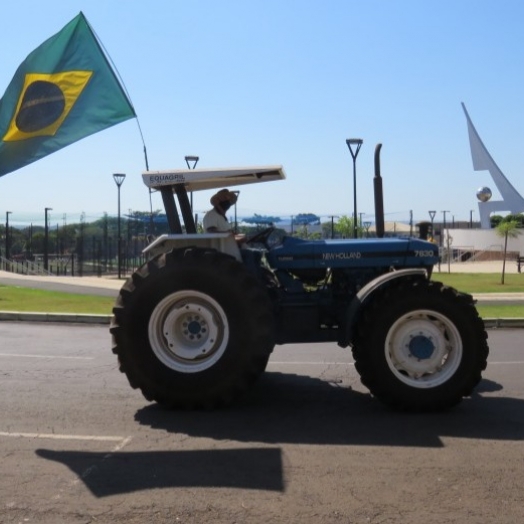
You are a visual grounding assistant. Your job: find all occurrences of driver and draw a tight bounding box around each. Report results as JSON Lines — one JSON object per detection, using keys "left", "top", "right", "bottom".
{"left": 203, "top": 188, "right": 265, "bottom": 274}
{"left": 203, "top": 189, "right": 245, "bottom": 243}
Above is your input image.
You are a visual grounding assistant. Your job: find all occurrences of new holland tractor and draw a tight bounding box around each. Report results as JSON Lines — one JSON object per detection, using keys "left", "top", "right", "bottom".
{"left": 110, "top": 145, "right": 489, "bottom": 412}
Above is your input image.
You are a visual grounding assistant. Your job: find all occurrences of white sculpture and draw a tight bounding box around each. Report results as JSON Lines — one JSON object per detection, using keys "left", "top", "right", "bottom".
{"left": 462, "top": 103, "right": 524, "bottom": 228}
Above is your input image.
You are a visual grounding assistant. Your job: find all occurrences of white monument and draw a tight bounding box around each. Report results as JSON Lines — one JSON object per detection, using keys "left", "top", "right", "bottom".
{"left": 462, "top": 103, "right": 524, "bottom": 228}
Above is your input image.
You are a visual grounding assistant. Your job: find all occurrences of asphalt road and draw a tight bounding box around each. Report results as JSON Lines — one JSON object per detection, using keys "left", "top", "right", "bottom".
{"left": 1, "top": 323, "right": 523, "bottom": 524}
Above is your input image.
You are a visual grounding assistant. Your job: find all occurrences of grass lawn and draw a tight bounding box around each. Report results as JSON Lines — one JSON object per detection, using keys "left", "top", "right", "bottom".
{"left": 476, "top": 305, "right": 524, "bottom": 318}
{"left": 0, "top": 285, "right": 115, "bottom": 315}
{"left": 432, "top": 272, "right": 524, "bottom": 293}
{"left": 0, "top": 273, "right": 523, "bottom": 318}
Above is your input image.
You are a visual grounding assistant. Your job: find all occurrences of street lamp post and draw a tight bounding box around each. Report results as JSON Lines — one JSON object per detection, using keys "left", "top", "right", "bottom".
{"left": 441, "top": 210, "right": 452, "bottom": 273}
{"left": 441, "top": 210, "right": 450, "bottom": 267}
{"left": 346, "top": 138, "right": 363, "bottom": 238}
{"left": 232, "top": 190, "right": 240, "bottom": 233}
{"left": 113, "top": 173, "right": 126, "bottom": 279}
{"left": 330, "top": 215, "right": 339, "bottom": 239}
{"left": 5, "top": 211, "right": 11, "bottom": 260}
{"left": 428, "top": 210, "right": 436, "bottom": 237}
{"left": 470, "top": 210, "right": 474, "bottom": 229}
{"left": 44, "top": 208, "right": 52, "bottom": 270}
{"left": 441, "top": 210, "right": 450, "bottom": 233}
{"left": 185, "top": 155, "right": 199, "bottom": 212}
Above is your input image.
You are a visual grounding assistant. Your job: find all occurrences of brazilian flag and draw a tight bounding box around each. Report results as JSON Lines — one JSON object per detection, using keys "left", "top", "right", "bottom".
{"left": 0, "top": 12, "right": 136, "bottom": 177}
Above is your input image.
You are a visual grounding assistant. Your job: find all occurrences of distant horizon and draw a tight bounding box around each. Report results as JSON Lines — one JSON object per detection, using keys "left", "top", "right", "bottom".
{"left": 4, "top": 209, "right": 485, "bottom": 229}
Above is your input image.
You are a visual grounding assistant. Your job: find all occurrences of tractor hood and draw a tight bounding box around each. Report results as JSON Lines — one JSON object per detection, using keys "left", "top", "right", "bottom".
{"left": 265, "top": 236, "right": 439, "bottom": 270}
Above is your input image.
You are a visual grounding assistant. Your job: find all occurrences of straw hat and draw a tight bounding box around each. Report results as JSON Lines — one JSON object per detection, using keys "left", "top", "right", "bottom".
{"left": 210, "top": 188, "right": 238, "bottom": 207}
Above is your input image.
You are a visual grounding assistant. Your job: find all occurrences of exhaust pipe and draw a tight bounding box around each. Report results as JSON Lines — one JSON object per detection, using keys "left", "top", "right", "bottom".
{"left": 373, "top": 143, "right": 385, "bottom": 238}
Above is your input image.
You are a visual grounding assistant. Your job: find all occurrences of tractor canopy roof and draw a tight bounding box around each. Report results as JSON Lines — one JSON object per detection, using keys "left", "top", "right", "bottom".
{"left": 142, "top": 165, "right": 286, "bottom": 192}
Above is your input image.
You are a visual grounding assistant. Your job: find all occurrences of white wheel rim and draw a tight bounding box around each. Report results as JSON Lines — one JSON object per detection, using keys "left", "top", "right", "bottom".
{"left": 148, "top": 290, "right": 229, "bottom": 373}
{"left": 385, "top": 309, "right": 463, "bottom": 388}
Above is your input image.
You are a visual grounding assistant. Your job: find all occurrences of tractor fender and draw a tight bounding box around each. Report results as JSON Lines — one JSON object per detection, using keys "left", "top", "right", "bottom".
{"left": 143, "top": 233, "right": 241, "bottom": 261}
{"left": 338, "top": 268, "right": 429, "bottom": 348}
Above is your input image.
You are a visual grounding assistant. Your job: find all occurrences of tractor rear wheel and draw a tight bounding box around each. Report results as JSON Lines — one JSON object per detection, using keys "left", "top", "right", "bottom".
{"left": 352, "top": 279, "right": 488, "bottom": 411}
{"left": 110, "top": 248, "right": 275, "bottom": 409}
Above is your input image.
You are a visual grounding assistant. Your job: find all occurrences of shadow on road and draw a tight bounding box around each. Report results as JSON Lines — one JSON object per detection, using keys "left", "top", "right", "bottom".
{"left": 36, "top": 447, "right": 284, "bottom": 496}
{"left": 35, "top": 372, "right": 522, "bottom": 497}
{"left": 134, "top": 372, "right": 523, "bottom": 447}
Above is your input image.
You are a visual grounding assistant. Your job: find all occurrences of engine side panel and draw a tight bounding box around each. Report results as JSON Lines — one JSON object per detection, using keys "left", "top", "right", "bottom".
{"left": 266, "top": 236, "right": 438, "bottom": 271}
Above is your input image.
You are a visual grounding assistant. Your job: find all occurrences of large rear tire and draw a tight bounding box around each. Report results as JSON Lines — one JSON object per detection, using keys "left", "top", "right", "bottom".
{"left": 352, "top": 279, "right": 489, "bottom": 411}
{"left": 110, "top": 248, "right": 275, "bottom": 409}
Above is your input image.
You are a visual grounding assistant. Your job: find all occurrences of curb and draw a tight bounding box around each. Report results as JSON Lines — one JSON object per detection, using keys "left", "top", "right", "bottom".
{"left": 0, "top": 311, "right": 523, "bottom": 329}
{"left": 482, "top": 318, "right": 524, "bottom": 329}
{"left": 0, "top": 311, "right": 111, "bottom": 325}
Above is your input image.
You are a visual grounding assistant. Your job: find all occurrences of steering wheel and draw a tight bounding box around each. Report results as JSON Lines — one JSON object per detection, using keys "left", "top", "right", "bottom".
{"left": 246, "top": 227, "right": 275, "bottom": 248}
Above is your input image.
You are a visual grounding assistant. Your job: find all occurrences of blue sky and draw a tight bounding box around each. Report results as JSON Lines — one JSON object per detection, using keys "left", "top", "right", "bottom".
{"left": 1, "top": 0, "right": 523, "bottom": 227}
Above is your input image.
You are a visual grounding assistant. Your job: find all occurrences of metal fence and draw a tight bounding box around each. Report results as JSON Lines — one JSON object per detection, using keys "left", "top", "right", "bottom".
{"left": 1, "top": 236, "right": 149, "bottom": 278}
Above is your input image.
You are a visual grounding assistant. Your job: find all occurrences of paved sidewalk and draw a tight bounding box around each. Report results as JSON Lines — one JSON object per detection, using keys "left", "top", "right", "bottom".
{"left": 435, "top": 259, "right": 522, "bottom": 274}
{"left": 0, "top": 270, "right": 123, "bottom": 295}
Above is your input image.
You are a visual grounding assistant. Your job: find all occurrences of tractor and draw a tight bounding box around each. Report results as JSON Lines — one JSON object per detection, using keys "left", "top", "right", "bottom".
{"left": 110, "top": 145, "right": 488, "bottom": 411}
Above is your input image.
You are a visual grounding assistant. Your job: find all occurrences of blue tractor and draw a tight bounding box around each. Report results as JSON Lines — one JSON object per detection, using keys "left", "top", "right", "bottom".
{"left": 111, "top": 146, "right": 488, "bottom": 411}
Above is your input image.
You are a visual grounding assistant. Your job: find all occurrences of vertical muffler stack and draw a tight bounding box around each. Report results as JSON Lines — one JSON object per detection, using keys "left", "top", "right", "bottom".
{"left": 373, "top": 143, "right": 385, "bottom": 238}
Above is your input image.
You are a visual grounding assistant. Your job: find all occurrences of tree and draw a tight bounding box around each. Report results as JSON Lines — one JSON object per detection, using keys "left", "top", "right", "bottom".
{"left": 502, "top": 213, "right": 524, "bottom": 228}
{"left": 495, "top": 220, "right": 521, "bottom": 284}
{"left": 321, "top": 220, "right": 335, "bottom": 239}
{"left": 293, "top": 213, "right": 320, "bottom": 226}
{"left": 490, "top": 215, "right": 504, "bottom": 228}
{"left": 335, "top": 215, "right": 363, "bottom": 238}
{"left": 243, "top": 214, "right": 281, "bottom": 226}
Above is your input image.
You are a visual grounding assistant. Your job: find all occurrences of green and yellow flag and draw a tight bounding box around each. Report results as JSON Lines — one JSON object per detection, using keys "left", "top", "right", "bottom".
{"left": 0, "top": 12, "right": 136, "bottom": 177}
